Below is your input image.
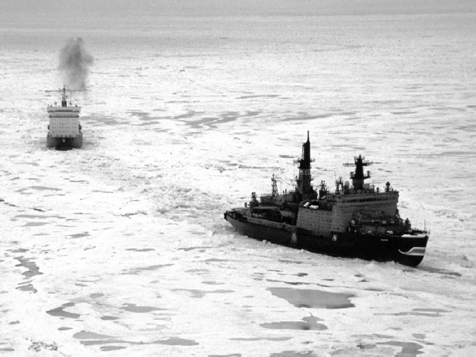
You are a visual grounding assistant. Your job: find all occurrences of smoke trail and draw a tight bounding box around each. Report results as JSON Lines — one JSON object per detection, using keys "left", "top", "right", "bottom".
{"left": 58, "top": 37, "right": 94, "bottom": 90}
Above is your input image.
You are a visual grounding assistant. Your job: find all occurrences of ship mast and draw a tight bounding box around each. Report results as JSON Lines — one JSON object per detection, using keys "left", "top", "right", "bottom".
{"left": 61, "top": 86, "right": 68, "bottom": 107}
{"left": 46, "top": 86, "right": 83, "bottom": 108}
{"left": 271, "top": 174, "right": 279, "bottom": 198}
{"left": 344, "top": 155, "right": 372, "bottom": 190}
{"left": 296, "top": 131, "right": 316, "bottom": 199}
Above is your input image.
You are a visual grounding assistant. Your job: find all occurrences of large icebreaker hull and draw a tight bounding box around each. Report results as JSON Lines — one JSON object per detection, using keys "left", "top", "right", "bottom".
{"left": 224, "top": 210, "right": 428, "bottom": 267}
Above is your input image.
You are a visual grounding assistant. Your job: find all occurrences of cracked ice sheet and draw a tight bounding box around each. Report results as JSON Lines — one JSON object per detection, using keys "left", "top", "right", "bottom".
{"left": 1, "top": 9, "right": 476, "bottom": 357}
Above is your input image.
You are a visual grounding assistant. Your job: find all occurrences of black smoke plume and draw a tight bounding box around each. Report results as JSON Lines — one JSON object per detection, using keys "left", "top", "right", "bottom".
{"left": 58, "top": 37, "right": 94, "bottom": 90}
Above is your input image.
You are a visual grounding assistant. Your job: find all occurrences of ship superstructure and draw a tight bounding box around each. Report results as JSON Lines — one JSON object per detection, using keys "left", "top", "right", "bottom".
{"left": 224, "top": 133, "right": 429, "bottom": 267}
{"left": 46, "top": 86, "right": 82, "bottom": 149}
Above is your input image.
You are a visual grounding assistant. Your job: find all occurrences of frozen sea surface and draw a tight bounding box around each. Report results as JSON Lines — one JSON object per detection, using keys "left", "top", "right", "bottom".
{"left": 1, "top": 11, "right": 476, "bottom": 356}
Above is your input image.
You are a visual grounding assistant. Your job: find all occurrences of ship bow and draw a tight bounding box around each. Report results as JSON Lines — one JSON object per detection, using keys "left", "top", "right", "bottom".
{"left": 394, "top": 232, "right": 429, "bottom": 267}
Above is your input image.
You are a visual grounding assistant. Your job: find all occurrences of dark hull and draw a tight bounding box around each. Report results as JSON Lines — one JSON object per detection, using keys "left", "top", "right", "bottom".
{"left": 224, "top": 211, "right": 428, "bottom": 267}
{"left": 47, "top": 133, "right": 83, "bottom": 150}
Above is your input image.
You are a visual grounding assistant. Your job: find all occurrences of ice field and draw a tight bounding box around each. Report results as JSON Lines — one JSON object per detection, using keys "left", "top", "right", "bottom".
{"left": 1, "top": 2, "right": 476, "bottom": 356}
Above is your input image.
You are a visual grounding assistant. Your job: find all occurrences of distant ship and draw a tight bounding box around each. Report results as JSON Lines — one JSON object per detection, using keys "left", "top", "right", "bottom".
{"left": 224, "top": 132, "right": 429, "bottom": 267}
{"left": 46, "top": 86, "right": 82, "bottom": 150}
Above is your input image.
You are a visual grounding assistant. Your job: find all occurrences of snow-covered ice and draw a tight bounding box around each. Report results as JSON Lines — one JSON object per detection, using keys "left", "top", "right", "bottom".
{"left": 1, "top": 6, "right": 476, "bottom": 356}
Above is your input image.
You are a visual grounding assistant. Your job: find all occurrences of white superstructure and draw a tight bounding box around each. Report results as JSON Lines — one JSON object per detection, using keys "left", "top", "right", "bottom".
{"left": 46, "top": 86, "right": 83, "bottom": 148}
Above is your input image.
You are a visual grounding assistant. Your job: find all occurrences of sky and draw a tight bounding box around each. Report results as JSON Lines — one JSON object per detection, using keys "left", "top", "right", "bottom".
{"left": 1, "top": 0, "right": 475, "bottom": 19}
